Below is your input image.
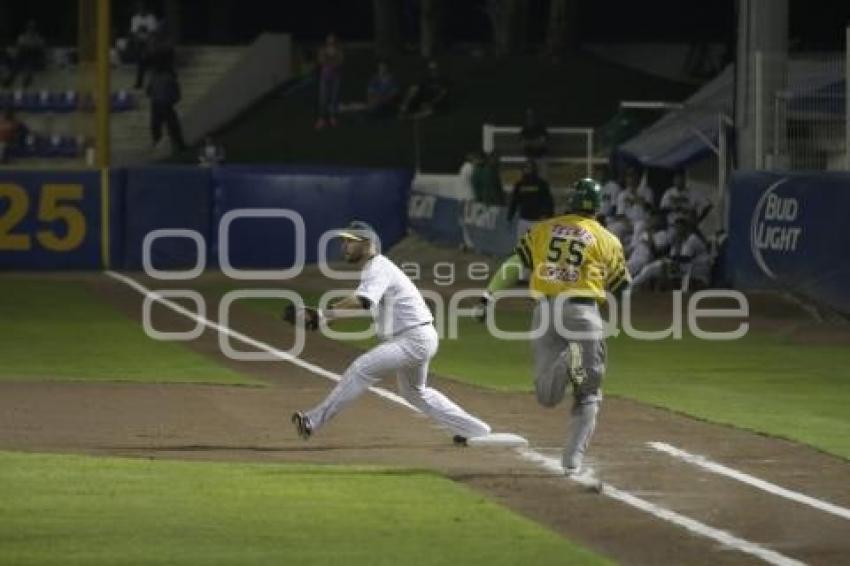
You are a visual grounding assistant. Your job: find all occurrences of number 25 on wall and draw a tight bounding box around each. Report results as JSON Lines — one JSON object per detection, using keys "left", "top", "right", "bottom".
{"left": 0, "top": 183, "right": 86, "bottom": 252}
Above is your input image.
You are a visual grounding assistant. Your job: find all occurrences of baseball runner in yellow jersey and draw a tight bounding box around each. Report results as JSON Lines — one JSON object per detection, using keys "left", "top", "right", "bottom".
{"left": 481, "top": 178, "right": 630, "bottom": 475}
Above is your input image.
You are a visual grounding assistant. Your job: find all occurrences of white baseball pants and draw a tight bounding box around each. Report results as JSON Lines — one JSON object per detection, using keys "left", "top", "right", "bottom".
{"left": 305, "top": 324, "right": 491, "bottom": 439}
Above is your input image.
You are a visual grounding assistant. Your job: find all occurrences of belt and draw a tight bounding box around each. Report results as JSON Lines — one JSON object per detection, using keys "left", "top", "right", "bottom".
{"left": 541, "top": 296, "right": 597, "bottom": 306}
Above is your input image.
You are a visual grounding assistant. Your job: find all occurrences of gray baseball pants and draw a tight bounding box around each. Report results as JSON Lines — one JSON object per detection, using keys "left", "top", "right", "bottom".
{"left": 532, "top": 297, "right": 606, "bottom": 473}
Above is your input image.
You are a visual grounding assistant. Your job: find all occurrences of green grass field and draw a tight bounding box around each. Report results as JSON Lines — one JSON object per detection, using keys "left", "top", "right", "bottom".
{"left": 0, "top": 279, "right": 257, "bottom": 385}
{"left": 0, "top": 278, "right": 606, "bottom": 565}
{"left": 233, "top": 287, "right": 850, "bottom": 460}
{"left": 0, "top": 451, "right": 608, "bottom": 566}
{"left": 435, "top": 312, "right": 850, "bottom": 460}
{"left": 2, "top": 276, "right": 847, "bottom": 563}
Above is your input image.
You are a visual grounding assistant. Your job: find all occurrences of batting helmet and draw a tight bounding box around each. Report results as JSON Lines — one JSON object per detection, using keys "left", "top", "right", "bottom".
{"left": 568, "top": 178, "right": 602, "bottom": 214}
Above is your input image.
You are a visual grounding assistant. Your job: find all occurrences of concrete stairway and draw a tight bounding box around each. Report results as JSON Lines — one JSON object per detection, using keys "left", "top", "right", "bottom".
{"left": 111, "top": 45, "right": 246, "bottom": 165}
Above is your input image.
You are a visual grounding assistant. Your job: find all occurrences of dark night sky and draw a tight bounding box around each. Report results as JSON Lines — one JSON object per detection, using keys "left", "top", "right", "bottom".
{"left": 1, "top": 0, "right": 848, "bottom": 51}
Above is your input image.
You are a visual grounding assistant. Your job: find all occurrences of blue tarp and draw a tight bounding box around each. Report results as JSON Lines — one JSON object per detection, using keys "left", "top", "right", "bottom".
{"left": 616, "top": 60, "right": 845, "bottom": 170}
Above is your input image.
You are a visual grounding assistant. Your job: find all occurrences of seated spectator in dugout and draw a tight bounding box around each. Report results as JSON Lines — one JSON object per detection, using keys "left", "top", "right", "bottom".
{"left": 519, "top": 108, "right": 548, "bottom": 160}
{"left": 198, "top": 135, "right": 225, "bottom": 166}
{"left": 626, "top": 211, "right": 669, "bottom": 277}
{"left": 365, "top": 61, "right": 399, "bottom": 117}
{"left": 5, "top": 20, "right": 46, "bottom": 88}
{"left": 608, "top": 168, "right": 650, "bottom": 249}
{"left": 595, "top": 164, "right": 622, "bottom": 224}
{"left": 660, "top": 170, "right": 713, "bottom": 227}
{"left": 0, "top": 108, "right": 27, "bottom": 162}
{"left": 398, "top": 60, "right": 448, "bottom": 119}
{"left": 629, "top": 165, "right": 656, "bottom": 211}
{"left": 630, "top": 215, "right": 712, "bottom": 292}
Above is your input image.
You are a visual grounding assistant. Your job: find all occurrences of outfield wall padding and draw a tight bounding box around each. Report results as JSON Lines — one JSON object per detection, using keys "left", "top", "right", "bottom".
{"left": 0, "top": 166, "right": 412, "bottom": 270}
{"left": 727, "top": 170, "right": 850, "bottom": 314}
{"left": 408, "top": 190, "right": 518, "bottom": 257}
{"left": 0, "top": 170, "right": 103, "bottom": 269}
{"left": 123, "top": 166, "right": 213, "bottom": 270}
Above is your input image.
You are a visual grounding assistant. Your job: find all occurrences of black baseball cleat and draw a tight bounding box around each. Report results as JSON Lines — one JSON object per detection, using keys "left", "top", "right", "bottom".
{"left": 452, "top": 435, "right": 468, "bottom": 446}
{"left": 291, "top": 411, "right": 312, "bottom": 440}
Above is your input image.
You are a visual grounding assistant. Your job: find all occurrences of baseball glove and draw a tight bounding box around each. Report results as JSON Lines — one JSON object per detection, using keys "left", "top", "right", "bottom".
{"left": 281, "top": 303, "right": 321, "bottom": 331}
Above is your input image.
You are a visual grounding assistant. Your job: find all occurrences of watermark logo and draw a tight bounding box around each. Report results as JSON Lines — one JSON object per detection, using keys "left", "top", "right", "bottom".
{"left": 141, "top": 208, "right": 750, "bottom": 360}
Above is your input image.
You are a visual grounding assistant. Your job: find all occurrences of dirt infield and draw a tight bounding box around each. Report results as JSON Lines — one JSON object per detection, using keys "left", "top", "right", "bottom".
{"left": 1, "top": 274, "right": 849, "bottom": 565}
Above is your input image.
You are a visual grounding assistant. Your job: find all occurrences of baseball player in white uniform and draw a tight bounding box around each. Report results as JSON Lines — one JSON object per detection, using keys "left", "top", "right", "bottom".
{"left": 291, "top": 221, "right": 492, "bottom": 443}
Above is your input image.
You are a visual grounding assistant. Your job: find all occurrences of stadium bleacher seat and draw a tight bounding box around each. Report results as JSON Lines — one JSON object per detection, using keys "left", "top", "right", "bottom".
{"left": 1, "top": 89, "right": 136, "bottom": 113}
{"left": 44, "top": 134, "right": 80, "bottom": 158}
{"left": 52, "top": 90, "right": 78, "bottom": 112}
{"left": 111, "top": 89, "right": 136, "bottom": 112}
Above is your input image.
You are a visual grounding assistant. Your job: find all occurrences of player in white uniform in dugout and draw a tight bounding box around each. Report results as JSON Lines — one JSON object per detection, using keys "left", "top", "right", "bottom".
{"left": 292, "top": 221, "right": 492, "bottom": 443}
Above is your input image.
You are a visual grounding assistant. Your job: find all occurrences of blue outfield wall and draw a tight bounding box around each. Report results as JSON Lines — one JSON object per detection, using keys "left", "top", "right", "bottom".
{"left": 0, "top": 166, "right": 412, "bottom": 270}
{"left": 123, "top": 166, "right": 213, "bottom": 270}
{"left": 215, "top": 166, "right": 410, "bottom": 268}
{"left": 408, "top": 190, "right": 517, "bottom": 257}
{"left": 727, "top": 171, "right": 850, "bottom": 314}
{"left": 0, "top": 170, "right": 104, "bottom": 269}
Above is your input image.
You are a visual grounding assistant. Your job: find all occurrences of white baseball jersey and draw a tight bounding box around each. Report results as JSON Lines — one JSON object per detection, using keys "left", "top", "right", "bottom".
{"left": 356, "top": 254, "right": 433, "bottom": 340}
{"left": 636, "top": 183, "right": 655, "bottom": 209}
{"left": 660, "top": 186, "right": 711, "bottom": 223}
{"left": 303, "top": 253, "right": 490, "bottom": 440}
{"left": 599, "top": 180, "right": 621, "bottom": 217}
{"left": 676, "top": 233, "right": 712, "bottom": 284}
{"left": 616, "top": 188, "right": 648, "bottom": 224}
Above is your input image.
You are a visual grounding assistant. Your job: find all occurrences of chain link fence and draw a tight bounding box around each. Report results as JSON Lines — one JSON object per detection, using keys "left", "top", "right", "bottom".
{"left": 756, "top": 46, "right": 848, "bottom": 171}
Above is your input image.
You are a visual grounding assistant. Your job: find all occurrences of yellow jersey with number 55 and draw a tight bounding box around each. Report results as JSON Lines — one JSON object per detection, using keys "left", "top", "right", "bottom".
{"left": 515, "top": 214, "right": 629, "bottom": 299}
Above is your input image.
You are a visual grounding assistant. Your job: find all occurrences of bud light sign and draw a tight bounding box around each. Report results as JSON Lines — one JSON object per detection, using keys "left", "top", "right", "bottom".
{"left": 729, "top": 171, "right": 850, "bottom": 314}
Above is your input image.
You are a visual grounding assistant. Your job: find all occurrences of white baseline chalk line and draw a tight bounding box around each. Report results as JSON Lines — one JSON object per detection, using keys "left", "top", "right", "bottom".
{"left": 649, "top": 441, "right": 850, "bottom": 521}
{"left": 519, "top": 449, "right": 805, "bottom": 566}
{"left": 104, "top": 271, "right": 416, "bottom": 411}
{"left": 105, "top": 270, "right": 806, "bottom": 566}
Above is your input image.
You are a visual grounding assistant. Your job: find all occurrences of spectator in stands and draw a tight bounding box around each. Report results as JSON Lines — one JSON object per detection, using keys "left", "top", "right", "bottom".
{"left": 135, "top": 25, "right": 174, "bottom": 90}
{"left": 5, "top": 21, "right": 46, "bottom": 88}
{"left": 0, "top": 108, "right": 26, "bottom": 163}
{"left": 631, "top": 216, "right": 713, "bottom": 291}
{"left": 365, "top": 61, "right": 399, "bottom": 118}
{"left": 398, "top": 60, "right": 448, "bottom": 119}
{"left": 146, "top": 66, "right": 186, "bottom": 152}
{"left": 519, "top": 108, "right": 548, "bottom": 161}
{"left": 507, "top": 160, "right": 553, "bottom": 240}
{"left": 198, "top": 135, "right": 225, "bottom": 166}
{"left": 315, "top": 33, "right": 344, "bottom": 129}
{"left": 660, "top": 170, "right": 713, "bottom": 227}
{"left": 473, "top": 151, "right": 505, "bottom": 205}
{"left": 128, "top": 1, "right": 158, "bottom": 64}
